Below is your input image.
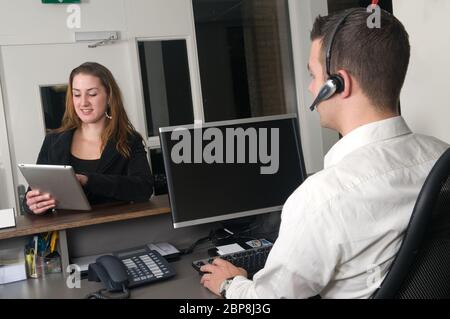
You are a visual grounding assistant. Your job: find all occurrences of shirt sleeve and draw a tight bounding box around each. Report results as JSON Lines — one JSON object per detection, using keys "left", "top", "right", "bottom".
{"left": 226, "top": 190, "right": 342, "bottom": 299}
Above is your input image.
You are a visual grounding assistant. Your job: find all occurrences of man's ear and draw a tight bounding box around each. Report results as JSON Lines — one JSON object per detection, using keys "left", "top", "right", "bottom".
{"left": 338, "top": 70, "right": 352, "bottom": 99}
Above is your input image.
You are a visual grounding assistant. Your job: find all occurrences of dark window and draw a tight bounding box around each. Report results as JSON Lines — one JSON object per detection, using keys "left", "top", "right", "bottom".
{"left": 138, "top": 40, "right": 194, "bottom": 138}
{"left": 193, "top": 0, "right": 297, "bottom": 122}
{"left": 40, "top": 85, "right": 67, "bottom": 132}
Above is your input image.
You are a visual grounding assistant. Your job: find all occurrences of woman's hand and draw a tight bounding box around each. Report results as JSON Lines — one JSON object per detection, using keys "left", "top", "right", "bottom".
{"left": 26, "top": 190, "right": 56, "bottom": 215}
{"left": 75, "top": 174, "right": 89, "bottom": 186}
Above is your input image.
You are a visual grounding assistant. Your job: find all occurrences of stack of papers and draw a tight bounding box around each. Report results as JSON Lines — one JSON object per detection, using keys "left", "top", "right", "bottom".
{"left": 216, "top": 243, "right": 245, "bottom": 256}
{"left": 0, "top": 208, "right": 16, "bottom": 230}
{"left": 0, "top": 248, "right": 27, "bottom": 284}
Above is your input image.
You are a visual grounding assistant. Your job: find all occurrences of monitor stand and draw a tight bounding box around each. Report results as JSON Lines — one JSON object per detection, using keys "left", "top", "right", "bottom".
{"left": 207, "top": 216, "right": 261, "bottom": 256}
{"left": 211, "top": 216, "right": 258, "bottom": 245}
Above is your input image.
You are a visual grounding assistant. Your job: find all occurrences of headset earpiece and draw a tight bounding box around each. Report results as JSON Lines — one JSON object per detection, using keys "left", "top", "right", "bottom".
{"left": 328, "top": 74, "right": 345, "bottom": 93}
{"left": 309, "top": 75, "right": 345, "bottom": 111}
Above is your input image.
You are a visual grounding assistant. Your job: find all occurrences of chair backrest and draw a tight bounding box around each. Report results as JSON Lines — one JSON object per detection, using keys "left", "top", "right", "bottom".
{"left": 373, "top": 148, "right": 450, "bottom": 299}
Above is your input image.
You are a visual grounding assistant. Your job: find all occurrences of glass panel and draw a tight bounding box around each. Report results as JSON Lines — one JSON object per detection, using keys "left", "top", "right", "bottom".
{"left": 138, "top": 40, "right": 194, "bottom": 138}
{"left": 40, "top": 84, "right": 67, "bottom": 132}
{"left": 193, "top": 0, "right": 297, "bottom": 122}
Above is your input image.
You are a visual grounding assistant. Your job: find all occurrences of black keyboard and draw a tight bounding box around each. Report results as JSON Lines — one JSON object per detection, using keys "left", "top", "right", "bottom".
{"left": 192, "top": 244, "right": 273, "bottom": 278}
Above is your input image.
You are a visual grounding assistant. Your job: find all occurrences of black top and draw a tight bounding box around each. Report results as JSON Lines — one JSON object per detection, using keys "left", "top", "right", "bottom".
{"left": 24, "top": 129, "right": 154, "bottom": 213}
{"left": 70, "top": 154, "right": 100, "bottom": 176}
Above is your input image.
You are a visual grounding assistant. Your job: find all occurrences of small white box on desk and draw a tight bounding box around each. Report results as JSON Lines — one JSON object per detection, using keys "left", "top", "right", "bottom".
{"left": 0, "top": 248, "right": 27, "bottom": 285}
{"left": 0, "top": 208, "right": 16, "bottom": 230}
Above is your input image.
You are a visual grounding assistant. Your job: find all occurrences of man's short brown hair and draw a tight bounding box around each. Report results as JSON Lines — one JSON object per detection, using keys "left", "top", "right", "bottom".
{"left": 311, "top": 8, "right": 410, "bottom": 111}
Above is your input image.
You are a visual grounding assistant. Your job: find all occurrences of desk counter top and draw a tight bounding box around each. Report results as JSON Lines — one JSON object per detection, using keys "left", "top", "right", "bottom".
{"left": 0, "top": 245, "right": 216, "bottom": 299}
{"left": 0, "top": 195, "right": 170, "bottom": 240}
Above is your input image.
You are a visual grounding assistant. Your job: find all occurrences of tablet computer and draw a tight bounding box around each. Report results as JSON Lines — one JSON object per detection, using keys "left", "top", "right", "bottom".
{"left": 18, "top": 164, "right": 91, "bottom": 211}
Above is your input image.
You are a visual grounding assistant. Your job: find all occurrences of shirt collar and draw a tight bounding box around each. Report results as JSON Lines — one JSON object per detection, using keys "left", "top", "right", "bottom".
{"left": 324, "top": 116, "right": 412, "bottom": 169}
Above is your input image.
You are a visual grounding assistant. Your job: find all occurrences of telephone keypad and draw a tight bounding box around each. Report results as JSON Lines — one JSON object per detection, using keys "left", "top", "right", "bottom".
{"left": 115, "top": 247, "right": 176, "bottom": 288}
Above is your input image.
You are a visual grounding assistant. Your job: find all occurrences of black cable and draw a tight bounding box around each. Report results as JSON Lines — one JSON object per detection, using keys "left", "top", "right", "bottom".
{"left": 179, "top": 235, "right": 211, "bottom": 255}
{"left": 85, "top": 284, "right": 130, "bottom": 299}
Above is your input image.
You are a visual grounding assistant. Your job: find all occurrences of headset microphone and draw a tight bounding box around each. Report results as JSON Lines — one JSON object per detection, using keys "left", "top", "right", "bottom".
{"left": 309, "top": 8, "right": 359, "bottom": 111}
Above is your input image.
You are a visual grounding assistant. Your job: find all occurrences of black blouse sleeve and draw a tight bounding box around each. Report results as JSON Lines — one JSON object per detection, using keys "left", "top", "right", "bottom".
{"left": 84, "top": 134, "right": 154, "bottom": 203}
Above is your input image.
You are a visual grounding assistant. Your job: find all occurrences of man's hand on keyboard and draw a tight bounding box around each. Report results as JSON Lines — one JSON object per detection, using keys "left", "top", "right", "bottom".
{"left": 200, "top": 258, "right": 247, "bottom": 296}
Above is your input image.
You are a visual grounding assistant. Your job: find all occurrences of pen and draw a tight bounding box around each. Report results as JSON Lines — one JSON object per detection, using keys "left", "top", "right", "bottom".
{"left": 33, "top": 235, "right": 38, "bottom": 275}
{"left": 50, "top": 231, "right": 58, "bottom": 253}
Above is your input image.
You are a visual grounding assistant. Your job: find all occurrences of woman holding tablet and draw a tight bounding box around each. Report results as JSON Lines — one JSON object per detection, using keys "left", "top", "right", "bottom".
{"left": 25, "top": 62, "right": 153, "bottom": 214}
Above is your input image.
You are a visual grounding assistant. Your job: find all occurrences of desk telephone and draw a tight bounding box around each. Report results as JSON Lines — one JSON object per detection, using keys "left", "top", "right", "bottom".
{"left": 87, "top": 245, "right": 176, "bottom": 298}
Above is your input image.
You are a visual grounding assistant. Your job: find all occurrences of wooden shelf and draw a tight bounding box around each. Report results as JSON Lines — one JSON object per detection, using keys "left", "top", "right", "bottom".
{"left": 0, "top": 195, "right": 170, "bottom": 240}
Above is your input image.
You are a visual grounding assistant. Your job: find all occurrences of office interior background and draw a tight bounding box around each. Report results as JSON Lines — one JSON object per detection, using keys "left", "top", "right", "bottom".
{"left": 0, "top": 0, "right": 449, "bottom": 299}
{"left": 0, "top": 0, "right": 449, "bottom": 213}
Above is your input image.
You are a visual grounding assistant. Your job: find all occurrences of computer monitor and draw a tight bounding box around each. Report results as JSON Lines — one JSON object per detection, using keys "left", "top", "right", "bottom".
{"left": 159, "top": 114, "right": 307, "bottom": 229}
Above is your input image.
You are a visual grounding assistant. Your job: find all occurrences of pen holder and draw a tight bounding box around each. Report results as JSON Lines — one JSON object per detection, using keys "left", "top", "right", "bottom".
{"left": 25, "top": 253, "right": 62, "bottom": 278}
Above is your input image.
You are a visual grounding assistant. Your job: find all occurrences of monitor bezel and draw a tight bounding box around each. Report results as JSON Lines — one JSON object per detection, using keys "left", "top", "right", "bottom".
{"left": 159, "top": 113, "right": 306, "bottom": 229}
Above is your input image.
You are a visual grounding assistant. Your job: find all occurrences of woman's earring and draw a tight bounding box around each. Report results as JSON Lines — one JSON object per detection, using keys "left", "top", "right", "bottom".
{"left": 105, "top": 106, "right": 112, "bottom": 120}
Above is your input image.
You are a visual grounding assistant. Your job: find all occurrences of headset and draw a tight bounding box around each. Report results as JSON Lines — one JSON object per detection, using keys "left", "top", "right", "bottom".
{"left": 309, "top": 8, "right": 360, "bottom": 111}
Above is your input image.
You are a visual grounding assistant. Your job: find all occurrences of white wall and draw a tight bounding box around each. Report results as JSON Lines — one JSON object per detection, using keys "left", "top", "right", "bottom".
{"left": 394, "top": 0, "right": 450, "bottom": 143}
{"left": 0, "top": 0, "right": 195, "bottom": 45}
{"left": 0, "top": 0, "right": 204, "bottom": 131}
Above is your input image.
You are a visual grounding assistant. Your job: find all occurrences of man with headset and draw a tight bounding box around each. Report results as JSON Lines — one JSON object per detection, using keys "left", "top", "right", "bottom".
{"left": 199, "top": 8, "right": 449, "bottom": 298}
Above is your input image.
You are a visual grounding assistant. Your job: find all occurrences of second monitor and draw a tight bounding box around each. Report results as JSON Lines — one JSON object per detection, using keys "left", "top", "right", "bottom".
{"left": 159, "top": 114, "right": 307, "bottom": 229}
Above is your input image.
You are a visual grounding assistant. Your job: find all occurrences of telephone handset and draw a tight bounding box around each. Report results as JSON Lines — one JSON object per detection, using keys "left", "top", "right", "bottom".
{"left": 88, "top": 255, "right": 129, "bottom": 292}
{"left": 87, "top": 246, "right": 176, "bottom": 299}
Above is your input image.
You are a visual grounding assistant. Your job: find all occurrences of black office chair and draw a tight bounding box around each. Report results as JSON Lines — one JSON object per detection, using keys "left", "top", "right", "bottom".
{"left": 373, "top": 148, "right": 450, "bottom": 299}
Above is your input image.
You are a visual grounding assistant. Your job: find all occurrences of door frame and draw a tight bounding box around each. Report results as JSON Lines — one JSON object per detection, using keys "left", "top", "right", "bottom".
{"left": 129, "top": 34, "right": 205, "bottom": 150}
{"left": 0, "top": 56, "right": 17, "bottom": 212}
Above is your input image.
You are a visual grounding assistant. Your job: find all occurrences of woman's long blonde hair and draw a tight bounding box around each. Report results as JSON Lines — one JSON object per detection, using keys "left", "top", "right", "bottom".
{"left": 57, "top": 62, "right": 139, "bottom": 158}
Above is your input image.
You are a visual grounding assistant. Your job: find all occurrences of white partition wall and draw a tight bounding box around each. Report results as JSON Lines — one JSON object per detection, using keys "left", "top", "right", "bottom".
{"left": 0, "top": 79, "right": 15, "bottom": 210}
{"left": 394, "top": 0, "right": 450, "bottom": 143}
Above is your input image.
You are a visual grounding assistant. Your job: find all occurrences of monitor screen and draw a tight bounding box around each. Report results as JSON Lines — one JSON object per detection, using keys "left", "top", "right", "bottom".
{"left": 159, "top": 114, "right": 307, "bottom": 228}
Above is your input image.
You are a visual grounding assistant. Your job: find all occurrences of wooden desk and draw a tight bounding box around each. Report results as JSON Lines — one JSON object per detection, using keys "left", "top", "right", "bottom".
{"left": 0, "top": 195, "right": 170, "bottom": 240}
{"left": 0, "top": 196, "right": 171, "bottom": 275}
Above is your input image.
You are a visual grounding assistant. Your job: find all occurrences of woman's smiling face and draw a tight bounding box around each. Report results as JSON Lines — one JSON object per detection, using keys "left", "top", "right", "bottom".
{"left": 72, "top": 73, "right": 108, "bottom": 124}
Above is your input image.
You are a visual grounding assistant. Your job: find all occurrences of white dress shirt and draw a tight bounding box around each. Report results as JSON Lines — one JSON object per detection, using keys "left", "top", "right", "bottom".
{"left": 226, "top": 116, "right": 449, "bottom": 299}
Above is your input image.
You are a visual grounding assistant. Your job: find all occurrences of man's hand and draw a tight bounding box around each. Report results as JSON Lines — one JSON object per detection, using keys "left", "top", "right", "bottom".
{"left": 200, "top": 258, "right": 247, "bottom": 296}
